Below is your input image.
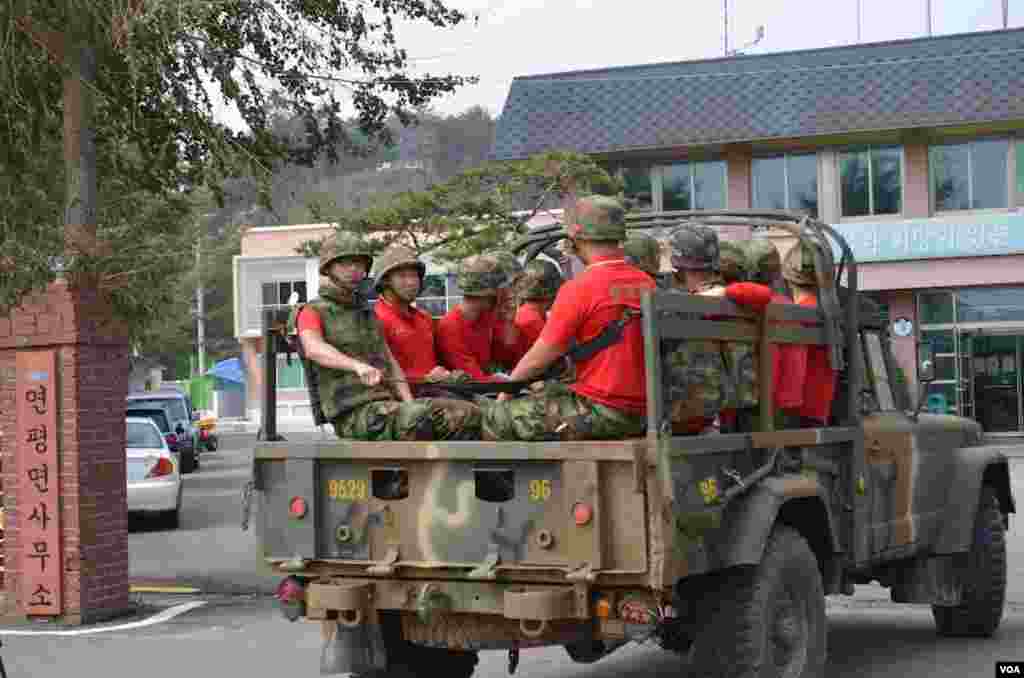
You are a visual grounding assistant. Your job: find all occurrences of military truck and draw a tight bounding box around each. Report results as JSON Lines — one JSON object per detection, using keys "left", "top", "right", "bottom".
{"left": 245, "top": 210, "right": 1015, "bottom": 678}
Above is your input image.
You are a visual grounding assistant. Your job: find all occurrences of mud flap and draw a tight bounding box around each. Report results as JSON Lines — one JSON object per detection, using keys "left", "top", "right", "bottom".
{"left": 319, "top": 617, "right": 388, "bottom": 676}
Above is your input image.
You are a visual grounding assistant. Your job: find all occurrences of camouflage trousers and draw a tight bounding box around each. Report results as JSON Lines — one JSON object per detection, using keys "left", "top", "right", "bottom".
{"left": 332, "top": 397, "right": 481, "bottom": 441}
{"left": 480, "top": 384, "right": 646, "bottom": 441}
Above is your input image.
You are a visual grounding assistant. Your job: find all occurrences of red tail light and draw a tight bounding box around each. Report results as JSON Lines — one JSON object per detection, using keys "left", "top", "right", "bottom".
{"left": 146, "top": 457, "right": 175, "bottom": 479}
{"left": 572, "top": 502, "right": 593, "bottom": 526}
{"left": 289, "top": 496, "right": 308, "bottom": 519}
{"left": 165, "top": 433, "right": 178, "bottom": 445}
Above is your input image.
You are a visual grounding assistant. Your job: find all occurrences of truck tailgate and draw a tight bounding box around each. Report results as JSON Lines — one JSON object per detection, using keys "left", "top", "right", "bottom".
{"left": 254, "top": 440, "right": 649, "bottom": 578}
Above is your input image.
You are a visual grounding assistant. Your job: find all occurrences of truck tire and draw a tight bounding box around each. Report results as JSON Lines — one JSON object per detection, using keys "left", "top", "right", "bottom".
{"left": 688, "top": 525, "right": 826, "bottom": 678}
{"left": 932, "top": 485, "right": 1006, "bottom": 637}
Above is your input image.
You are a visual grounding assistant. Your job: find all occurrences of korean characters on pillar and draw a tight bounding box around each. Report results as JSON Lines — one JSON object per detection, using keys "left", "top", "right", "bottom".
{"left": 17, "top": 351, "right": 61, "bottom": 615}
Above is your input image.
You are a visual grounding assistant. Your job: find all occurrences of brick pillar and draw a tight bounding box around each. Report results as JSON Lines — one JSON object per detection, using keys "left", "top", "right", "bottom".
{"left": 0, "top": 280, "right": 131, "bottom": 624}
{"left": 902, "top": 141, "right": 931, "bottom": 219}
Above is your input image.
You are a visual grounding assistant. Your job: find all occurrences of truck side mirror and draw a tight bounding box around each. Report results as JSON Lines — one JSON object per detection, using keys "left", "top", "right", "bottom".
{"left": 912, "top": 341, "right": 935, "bottom": 420}
{"left": 918, "top": 342, "right": 935, "bottom": 383}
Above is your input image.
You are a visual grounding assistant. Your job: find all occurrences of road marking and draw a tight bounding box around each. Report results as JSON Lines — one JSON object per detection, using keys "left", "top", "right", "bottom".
{"left": 0, "top": 601, "right": 207, "bottom": 636}
{"left": 130, "top": 585, "right": 201, "bottom": 594}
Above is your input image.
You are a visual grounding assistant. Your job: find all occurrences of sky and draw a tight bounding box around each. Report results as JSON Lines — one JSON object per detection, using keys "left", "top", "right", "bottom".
{"left": 212, "top": 0, "right": 1020, "bottom": 128}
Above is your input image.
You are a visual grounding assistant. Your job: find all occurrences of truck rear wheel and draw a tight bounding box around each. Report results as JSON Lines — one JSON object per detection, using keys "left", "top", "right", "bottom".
{"left": 932, "top": 485, "right": 1006, "bottom": 637}
{"left": 688, "top": 525, "right": 826, "bottom": 678}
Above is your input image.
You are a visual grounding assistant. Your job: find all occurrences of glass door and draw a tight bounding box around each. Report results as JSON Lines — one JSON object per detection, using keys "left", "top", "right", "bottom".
{"left": 955, "top": 329, "right": 975, "bottom": 422}
{"left": 965, "top": 332, "right": 1021, "bottom": 434}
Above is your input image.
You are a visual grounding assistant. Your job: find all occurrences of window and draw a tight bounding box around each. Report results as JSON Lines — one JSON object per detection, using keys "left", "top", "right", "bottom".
{"left": 931, "top": 139, "right": 1009, "bottom": 211}
{"left": 751, "top": 153, "right": 818, "bottom": 217}
{"left": 276, "top": 354, "right": 306, "bottom": 389}
{"left": 840, "top": 146, "right": 902, "bottom": 217}
{"left": 918, "top": 290, "right": 954, "bottom": 325}
{"left": 661, "top": 160, "right": 726, "bottom": 210}
{"left": 621, "top": 167, "right": 654, "bottom": 210}
{"left": 126, "top": 420, "right": 165, "bottom": 448}
{"left": 261, "top": 280, "right": 307, "bottom": 308}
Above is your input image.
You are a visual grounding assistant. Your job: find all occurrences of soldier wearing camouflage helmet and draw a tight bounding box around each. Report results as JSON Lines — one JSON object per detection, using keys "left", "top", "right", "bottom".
{"left": 623, "top": 233, "right": 670, "bottom": 288}
{"left": 663, "top": 222, "right": 734, "bottom": 434}
{"left": 783, "top": 241, "right": 838, "bottom": 427}
{"left": 371, "top": 245, "right": 466, "bottom": 392}
{"left": 480, "top": 195, "right": 655, "bottom": 441}
{"left": 514, "top": 258, "right": 563, "bottom": 345}
{"left": 436, "top": 251, "right": 530, "bottom": 382}
{"left": 288, "top": 233, "right": 481, "bottom": 441}
{"left": 718, "top": 239, "right": 750, "bottom": 285}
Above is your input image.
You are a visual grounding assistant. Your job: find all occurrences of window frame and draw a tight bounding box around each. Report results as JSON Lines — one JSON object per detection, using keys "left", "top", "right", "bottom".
{"left": 837, "top": 144, "right": 906, "bottom": 220}
{"left": 929, "top": 136, "right": 1013, "bottom": 214}
{"left": 750, "top": 152, "right": 820, "bottom": 217}
{"left": 651, "top": 158, "right": 728, "bottom": 212}
{"left": 862, "top": 330, "right": 897, "bottom": 412}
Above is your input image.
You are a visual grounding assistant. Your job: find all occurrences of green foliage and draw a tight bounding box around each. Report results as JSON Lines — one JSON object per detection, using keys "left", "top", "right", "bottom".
{"left": 298, "top": 150, "right": 623, "bottom": 262}
{"left": 1, "top": 0, "right": 475, "bottom": 329}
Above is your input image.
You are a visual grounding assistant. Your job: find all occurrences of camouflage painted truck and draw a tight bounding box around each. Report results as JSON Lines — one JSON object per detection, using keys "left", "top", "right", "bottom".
{"left": 245, "top": 210, "right": 1016, "bottom": 678}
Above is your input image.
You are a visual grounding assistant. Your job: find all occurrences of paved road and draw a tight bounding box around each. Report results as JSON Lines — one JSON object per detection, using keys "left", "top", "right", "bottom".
{"left": 5, "top": 595, "right": 1024, "bottom": 677}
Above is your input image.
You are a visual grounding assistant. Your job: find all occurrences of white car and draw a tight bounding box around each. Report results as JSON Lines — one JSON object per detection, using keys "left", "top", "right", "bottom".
{"left": 126, "top": 416, "right": 182, "bottom": 529}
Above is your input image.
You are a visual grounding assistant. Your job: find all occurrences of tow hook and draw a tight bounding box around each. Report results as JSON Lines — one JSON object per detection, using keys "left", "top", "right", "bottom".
{"left": 275, "top": 576, "right": 306, "bottom": 622}
{"left": 508, "top": 645, "right": 520, "bottom": 675}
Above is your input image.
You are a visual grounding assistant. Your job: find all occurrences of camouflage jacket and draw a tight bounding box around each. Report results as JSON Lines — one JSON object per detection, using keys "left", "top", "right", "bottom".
{"left": 288, "top": 283, "right": 393, "bottom": 420}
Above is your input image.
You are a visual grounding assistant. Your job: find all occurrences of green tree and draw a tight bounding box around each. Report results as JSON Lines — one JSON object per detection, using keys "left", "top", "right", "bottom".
{"left": 1, "top": 0, "right": 476, "bottom": 326}
{"left": 297, "top": 150, "right": 622, "bottom": 262}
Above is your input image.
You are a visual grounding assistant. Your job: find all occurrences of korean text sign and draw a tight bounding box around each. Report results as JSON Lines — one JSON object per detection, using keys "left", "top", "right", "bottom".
{"left": 17, "top": 350, "right": 61, "bottom": 615}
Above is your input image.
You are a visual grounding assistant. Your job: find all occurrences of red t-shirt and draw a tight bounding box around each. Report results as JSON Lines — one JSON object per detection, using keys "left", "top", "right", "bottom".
{"left": 436, "top": 306, "right": 528, "bottom": 382}
{"left": 296, "top": 305, "right": 324, "bottom": 333}
{"left": 540, "top": 255, "right": 655, "bottom": 415}
{"left": 770, "top": 293, "right": 808, "bottom": 411}
{"left": 373, "top": 297, "right": 439, "bottom": 380}
{"left": 514, "top": 303, "right": 547, "bottom": 347}
{"left": 796, "top": 293, "right": 837, "bottom": 423}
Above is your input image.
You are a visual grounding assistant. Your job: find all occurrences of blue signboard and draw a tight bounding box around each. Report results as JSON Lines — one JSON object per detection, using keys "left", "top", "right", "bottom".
{"left": 831, "top": 213, "right": 1024, "bottom": 263}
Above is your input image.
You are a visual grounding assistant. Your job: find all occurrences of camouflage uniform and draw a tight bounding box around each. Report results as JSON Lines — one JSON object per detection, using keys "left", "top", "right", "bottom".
{"left": 781, "top": 241, "right": 820, "bottom": 288}
{"left": 746, "top": 238, "right": 783, "bottom": 287}
{"left": 623, "top": 233, "right": 662, "bottom": 277}
{"left": 718, "top": 239, "right": 750, "bottom": 284}
{"left": 517, "top": 258, "right": 563, "bottom": 301}
{"left": 664, "top": 224, "right": 732, "bottom": 433}
{"left": 291, "top": 234, "right": 481, "bottom": 441}
{"left": 481, "top": 195, "right": 647, "bottom": 441}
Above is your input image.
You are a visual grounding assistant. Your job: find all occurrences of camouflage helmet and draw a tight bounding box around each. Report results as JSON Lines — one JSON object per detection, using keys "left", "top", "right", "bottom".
{"left": 623, "top": 233, "right": 662, "bottom": 277}
{"left": 371, "top": 245, "right": 426, "bottom": 293}
{"left": 782, "top": 241, "right": 827, "bottom": 287}
{"left": 456, "top": 253, "right": 505, "bottom": 297}
{"left": 319, "top": 233, "right": 374, "bottom": 276}
{"left": 718, "top": 240, "right": 750, "bottom": 284}
{"left": 482, "top": 249, "right": 524, "bottom": 289}
{"left": 746, "top": 238, "right": 782, "bottom": 285}
{"left": 668, "top": 222, "right": 719, "bottom": 272}
{"left": 564, "top": 195, "right": 627, "bottom": 242}
{"left": 517, "top": 259, "right": 563, "bottom": 300}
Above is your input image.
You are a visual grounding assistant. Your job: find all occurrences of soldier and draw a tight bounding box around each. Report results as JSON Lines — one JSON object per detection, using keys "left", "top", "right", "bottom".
{"left": 782, "top": 241, "right": 838, "bottom": 427}
{"left": 718, "top": 239, "right": 750, "bottom": 285}
{"left": 746, "top": 238, "right": 807, "bottom": 428}
{"left": 290, "top": 234, "right": 481, "bottom": 440}
{"left": 371, "top": 244, "right": 468, "bottom": 396}
{"left": 437, "top": 251, "right": 530, "bottom": 382}
{"left": 623, "top": 233, "right": 668, "bottom": 286}
{"left": 664, "top": 223, "right": 733, "bottom": 434}
{"left": 480, "top": 195, "right": 654, "bottom": 441}
{"left": 514, "top": 258, "right": 563, "bottom": 346}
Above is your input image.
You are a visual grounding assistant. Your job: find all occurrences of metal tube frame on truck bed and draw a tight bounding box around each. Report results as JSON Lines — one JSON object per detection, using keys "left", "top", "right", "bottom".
{"left": 249, "top": 209, "right": 874, "bottom": 665}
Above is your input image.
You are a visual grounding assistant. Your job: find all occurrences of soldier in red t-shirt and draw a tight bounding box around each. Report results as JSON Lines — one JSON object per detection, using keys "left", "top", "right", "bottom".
{"left": 513, "top": 259, "right": 563, "bottom": 346}
{"left": 481, "top": 196, "right": 655, "bottom": 441}
{"left": 436, "top": 252, "right": 530, "bottom": 382}
{"left": 782, "top": 241, "right": 837, "bottom": 427}
{"left": 370, "top": 245, "right": 468, "bottom": 396}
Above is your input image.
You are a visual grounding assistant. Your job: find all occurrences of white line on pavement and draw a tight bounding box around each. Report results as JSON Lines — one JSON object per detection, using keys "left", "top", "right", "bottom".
{"left": 0, "top": 601, "right": 207, "bottom": 637}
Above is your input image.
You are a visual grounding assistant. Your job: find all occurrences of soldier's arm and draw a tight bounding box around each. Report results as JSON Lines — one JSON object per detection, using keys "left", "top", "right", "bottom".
{"left": 384, "top": 343, "right": 413, "bottom": 402}
{"left": 297, "top": 308, "right": 382, "bottom": 385}
{"left": 506, "top": 339, "right": 565, "bottom": 384}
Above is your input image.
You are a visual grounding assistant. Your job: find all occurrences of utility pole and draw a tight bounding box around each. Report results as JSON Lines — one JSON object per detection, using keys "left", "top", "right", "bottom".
{"left": 724, "top": 0, "right": 729, "bottom": 56}
{"left": 926, "top": 0, "right": 932, "bottom": 36}
{"left": 195, "top": 226, "right": 205, "bottom": 377}
{"left": 856, "top": 0, "right": 862, "bottom": 42}
{"left": 1004, "top": 0, "right": 1010, "bottom": 28}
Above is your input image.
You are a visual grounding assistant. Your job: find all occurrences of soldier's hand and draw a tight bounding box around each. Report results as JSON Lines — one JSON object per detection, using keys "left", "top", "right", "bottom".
{"left": 426, "top": 366, "right": 450, "bottom": 382}
{"left": 355, "top": 362, "right": 383, "bottom": 386}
